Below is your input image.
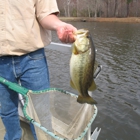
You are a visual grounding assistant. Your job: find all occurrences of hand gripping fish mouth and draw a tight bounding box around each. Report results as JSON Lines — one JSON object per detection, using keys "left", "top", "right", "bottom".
{"left": 72, "top": 29, "right": 91, "bottom": 55}
{"left": 70, "top": 29, "right": 98, "bottom": 105}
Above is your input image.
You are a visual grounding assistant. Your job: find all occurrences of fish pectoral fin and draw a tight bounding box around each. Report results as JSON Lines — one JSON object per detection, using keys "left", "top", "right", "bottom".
{"left": 72, "top": 44, "right": 78, "bottom": 54}
{"left": 70, "top": 79, "right": 77, "bottom": 90}
{"left": 77, "top": 95, "right": 97, "bottom": 104}
{"left": 88, "top": 80, "right": 96, "bottom": 91}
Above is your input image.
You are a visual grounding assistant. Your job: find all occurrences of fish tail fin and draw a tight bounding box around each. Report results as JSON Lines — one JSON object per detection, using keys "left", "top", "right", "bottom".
{"left": 77, "top": 95, "right": 97, "bottom": 105}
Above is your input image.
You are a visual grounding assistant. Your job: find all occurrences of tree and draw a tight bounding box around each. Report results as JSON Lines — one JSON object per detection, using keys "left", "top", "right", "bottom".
{"left": 135, "top": 0, "right": 138, "bottom": 17}
{"left": 127, "top": 0, "right": 133, "bottom": 17}
{"left": 114, "top": 0, "right": 119, "bottom": 17}
{"left": 63, "top": 0, "right": 71, "bottom": 17}
{"left": 94, "top": 0, "right": 98, "bottom": 17}
{"left": 67, "top": 0, "right": 71, "bottom": 17}
{"left": 104, "top": 0, "right": 111, "bottom": 17}
{"left": 76, "top": 0, "right": 79, "bottom": 17}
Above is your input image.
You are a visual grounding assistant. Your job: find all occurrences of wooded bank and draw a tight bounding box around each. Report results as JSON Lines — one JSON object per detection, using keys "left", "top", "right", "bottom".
{"left": 59, "top": 17, "right": 140, "bottom": 23}
{"left": 57, "top": 0, "right": 140, "bottom": 18}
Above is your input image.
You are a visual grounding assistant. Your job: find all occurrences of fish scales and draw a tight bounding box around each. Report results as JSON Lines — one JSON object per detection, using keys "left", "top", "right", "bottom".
{"left": 70, "top": 29, "right": 97, "bottom": 104}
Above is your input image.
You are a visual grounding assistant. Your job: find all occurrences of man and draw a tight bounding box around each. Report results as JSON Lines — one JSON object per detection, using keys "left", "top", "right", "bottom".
{"left": 0, "top": 0, "right": 77, "bottom": 140}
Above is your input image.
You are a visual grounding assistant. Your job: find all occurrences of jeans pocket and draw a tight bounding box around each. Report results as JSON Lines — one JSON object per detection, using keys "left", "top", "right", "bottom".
{"left": 28, "top": 48, "right": 45, "bottom": 60}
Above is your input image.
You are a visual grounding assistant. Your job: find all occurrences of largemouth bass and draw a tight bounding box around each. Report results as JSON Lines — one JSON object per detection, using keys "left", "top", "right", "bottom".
{"left": 70, "top": 29, "right": 97, "bottom": 104}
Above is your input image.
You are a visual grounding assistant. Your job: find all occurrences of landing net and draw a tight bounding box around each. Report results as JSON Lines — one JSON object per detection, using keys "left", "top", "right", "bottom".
{"left": 24, "top": 88, "right": 97, "bottom": 140}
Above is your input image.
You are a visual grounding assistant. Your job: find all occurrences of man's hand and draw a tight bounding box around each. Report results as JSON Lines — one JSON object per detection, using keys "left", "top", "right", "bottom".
{"left": 56, "top": 23, "right": 77, "bottom": 43}
{"left": 39, "top": 14, "right": 77, "bottom": 43}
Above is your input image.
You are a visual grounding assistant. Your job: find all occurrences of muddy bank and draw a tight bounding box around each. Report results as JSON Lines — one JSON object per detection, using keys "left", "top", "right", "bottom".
{"left": 59, "top": 17, "right": 140, "bottom": 23}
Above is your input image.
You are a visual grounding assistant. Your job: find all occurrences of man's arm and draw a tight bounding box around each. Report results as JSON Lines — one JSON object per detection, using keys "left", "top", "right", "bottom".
{"left": 39, "top": 14, "right": 77, "bottom": 43}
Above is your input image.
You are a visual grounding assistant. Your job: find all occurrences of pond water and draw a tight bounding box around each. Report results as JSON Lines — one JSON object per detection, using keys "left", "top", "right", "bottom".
{"left": 47, "top": 21, "right": 140, "bottom": 140}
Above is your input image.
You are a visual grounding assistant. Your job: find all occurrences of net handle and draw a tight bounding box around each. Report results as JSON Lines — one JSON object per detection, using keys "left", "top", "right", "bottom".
{"left": 0, "top": 76, "right": 28, "bottom": 95}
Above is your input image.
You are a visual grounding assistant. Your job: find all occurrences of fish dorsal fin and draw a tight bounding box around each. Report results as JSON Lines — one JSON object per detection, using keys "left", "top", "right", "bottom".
{"left": 88, "top": 80, "right": 96, "bottom": 91}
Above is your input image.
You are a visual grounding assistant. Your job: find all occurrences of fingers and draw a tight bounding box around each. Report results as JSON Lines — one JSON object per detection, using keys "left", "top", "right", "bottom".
{"left": 57, "top": 24, "right": 77, "bottom": 43}
{"left": 61, "top": 29, "right": 74, "bottom": 43}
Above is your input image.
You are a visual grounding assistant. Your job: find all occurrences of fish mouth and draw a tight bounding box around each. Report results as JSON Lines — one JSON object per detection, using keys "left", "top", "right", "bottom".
{"left": 74, "top": 29, "right": 89, "bottom": 39}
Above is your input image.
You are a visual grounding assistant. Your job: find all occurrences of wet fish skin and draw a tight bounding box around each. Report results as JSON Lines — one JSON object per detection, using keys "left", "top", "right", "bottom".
{"left": 70, "top": 29, "right": 97, "bottom": 105}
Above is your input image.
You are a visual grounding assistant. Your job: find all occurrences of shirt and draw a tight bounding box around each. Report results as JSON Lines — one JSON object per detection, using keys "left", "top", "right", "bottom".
{"left": 0, "top": 0, "right": 59, "bottom": 56}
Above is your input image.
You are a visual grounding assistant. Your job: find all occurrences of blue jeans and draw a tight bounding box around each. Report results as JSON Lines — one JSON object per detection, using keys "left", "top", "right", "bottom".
{"left": 0, "top": 48, "right": 50, "bottom": 140}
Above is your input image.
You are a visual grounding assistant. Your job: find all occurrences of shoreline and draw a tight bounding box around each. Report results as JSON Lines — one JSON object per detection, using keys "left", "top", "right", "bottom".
{"left": 59, "top": 17, "right": 140, "bottom": 23}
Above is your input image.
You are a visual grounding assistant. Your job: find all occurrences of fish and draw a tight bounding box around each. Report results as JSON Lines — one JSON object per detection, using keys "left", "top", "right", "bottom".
{"left": 70, "top": 29, "right": 97, "bottom": 105}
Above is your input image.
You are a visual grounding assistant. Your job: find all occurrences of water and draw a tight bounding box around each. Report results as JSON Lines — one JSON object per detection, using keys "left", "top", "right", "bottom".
{"left": 46, "top": 22, "right": 140, "bottom": 140}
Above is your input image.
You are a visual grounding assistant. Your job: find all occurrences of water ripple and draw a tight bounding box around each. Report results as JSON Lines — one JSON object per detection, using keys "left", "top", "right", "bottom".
{"left": 51, "top": 22, "right": 140, "bottom": 140}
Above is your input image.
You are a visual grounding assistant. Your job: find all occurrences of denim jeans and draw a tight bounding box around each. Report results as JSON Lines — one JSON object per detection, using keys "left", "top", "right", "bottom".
{"left": 0, "top": 48, "right": 50, "bottom": 140}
